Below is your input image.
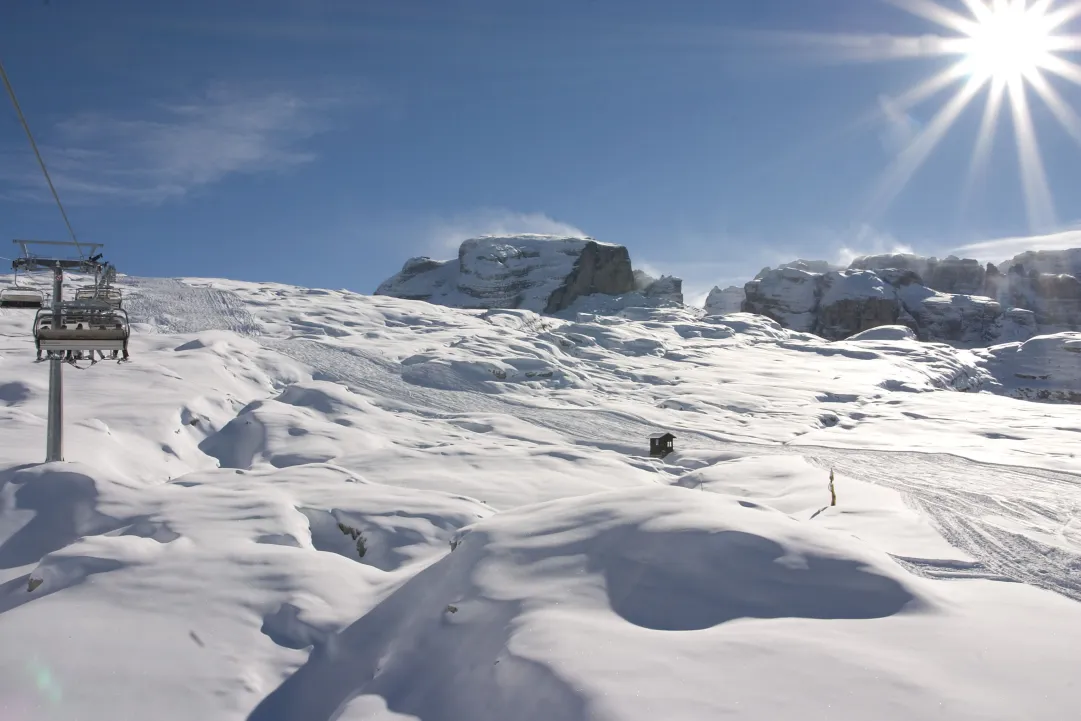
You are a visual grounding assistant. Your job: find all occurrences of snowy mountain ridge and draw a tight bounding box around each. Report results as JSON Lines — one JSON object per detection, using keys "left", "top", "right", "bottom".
{"left": 1, "top": 273, "right": 1080, "bottom": 720}
{"left": 375, "top": 234, "right": 683, "bottom": 314}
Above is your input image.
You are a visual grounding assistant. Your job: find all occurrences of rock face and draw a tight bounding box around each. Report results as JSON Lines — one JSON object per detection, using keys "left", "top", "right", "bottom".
{"left": 375, "top": 235, "right": 643, "bottom": 314}
{"left": 851, "top": 249, "right": 1081, "bottom": 330}
{"left": 986, "top": 258, "right": 1081, "bottom": 329}
{"left": 633, "top": 270, "right": 684, "bottom": 304}
{"left": 743, "top": 265, "right": 1037, "bottom": 344}
{"left": 704, "top": 285, "right": 745, "bottom": 315}
{"left": 851, "top": 254, "right": 986, "bottom": 295}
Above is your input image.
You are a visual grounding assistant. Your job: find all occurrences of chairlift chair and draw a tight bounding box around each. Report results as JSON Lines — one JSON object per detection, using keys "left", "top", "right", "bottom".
{"left": 33, "top": 303, "right": 130, "bottom": 359}
{"left": 0, "top": 286, "right": 46, "bottom": 309}
{"left": 74, "top": 286, "right": 122, "bottom": 308}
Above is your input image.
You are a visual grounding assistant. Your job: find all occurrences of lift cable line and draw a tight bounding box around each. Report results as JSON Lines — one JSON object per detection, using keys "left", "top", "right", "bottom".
{"left": 0, "top": 54, "right": 82, "bottom": 256}
{"left": 1, "top": 55, "right": 130, "bottom": 463}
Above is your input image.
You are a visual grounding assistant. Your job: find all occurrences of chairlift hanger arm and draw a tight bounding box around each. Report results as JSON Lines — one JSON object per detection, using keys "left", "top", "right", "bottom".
{"left": 13, "top": 239, "right": 104, "bottom": 257}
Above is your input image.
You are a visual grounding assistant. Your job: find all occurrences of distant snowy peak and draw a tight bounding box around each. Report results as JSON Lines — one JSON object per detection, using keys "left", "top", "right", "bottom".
{"left": 704, "top": 285, "right": 745, "bottom": 315}
{"left": 852, "top": 249, "right": 1081, "bottom": 329}
{"left": 744, "top": 266, "right": 1036, "bottom": 345}
{"left": 376, "top": 235, "right": 682, "bottom": 314}
{"left": 1001, "top": 248, "right": 1081, "bottom": 277}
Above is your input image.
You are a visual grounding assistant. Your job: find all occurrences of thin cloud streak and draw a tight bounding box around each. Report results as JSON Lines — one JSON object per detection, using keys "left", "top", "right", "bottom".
{"left": 952, "top": 228, "right": 1081, "bottom": 261}
{"left": 0, "top": 84, "right": 347, "bottom": 205}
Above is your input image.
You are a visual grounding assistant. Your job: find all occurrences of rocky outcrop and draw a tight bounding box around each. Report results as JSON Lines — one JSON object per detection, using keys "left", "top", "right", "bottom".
{"left": 754, "top": 259, "right": 839, "bottom": 280}
{"left": 375, "top": 235, "right": 645, "bottom": 314}
{"left": 850, "top": 254, "right": 986, "bottom": 295}
{"left": 743, "top": 265, "right": 1036, "bottom": 345}
{"left": 815, "top": 271, "right": 906, "bottom": 341}
{"left": 744, "top": 269, "right": 908, "bottom": 341}
{"left": 986, "top": 259, "right": 1081, "bottom": 329}
{"left": 851, "top": 249, "right": 1081, "bottom": 330}
{"left": 633, "top": 270, "right": 684, "bottom": 304}
{"left": 743, "top": 267, "right": 822, "bottom": 333}
{"left": 704, "top": 285, "right": 745, "bottom": 315}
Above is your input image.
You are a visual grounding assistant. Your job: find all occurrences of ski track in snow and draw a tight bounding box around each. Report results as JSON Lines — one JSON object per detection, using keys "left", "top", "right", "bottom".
{"left": 124, "top": 278, "right": 1081, "bottom": 603}
{"left": 125, "top": 277, "right": 264, "bottom": 336}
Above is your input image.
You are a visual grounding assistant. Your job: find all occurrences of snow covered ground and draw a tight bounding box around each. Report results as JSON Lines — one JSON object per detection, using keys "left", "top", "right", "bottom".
{"left": 1, "top": 274, "right": 1080, "bottom": 720}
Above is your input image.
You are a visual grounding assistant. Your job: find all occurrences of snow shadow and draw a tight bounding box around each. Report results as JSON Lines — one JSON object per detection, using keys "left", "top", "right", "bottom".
{"left": 0, "top": 465, "right": 120, "bottom": 570}
{"left": 0, "top": 381, "right": 31, "bottom": 405}
{"left": 595, "top": 528, "right": 916, "bottom": 631}
{"left": 246, "top": 541, "right": 587, "bottom": 721}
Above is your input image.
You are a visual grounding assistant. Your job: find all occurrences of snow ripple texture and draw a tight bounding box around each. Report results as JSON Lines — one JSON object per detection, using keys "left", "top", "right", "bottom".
{"left": 120, "top": 276, "right": 1081, "bottom": 604}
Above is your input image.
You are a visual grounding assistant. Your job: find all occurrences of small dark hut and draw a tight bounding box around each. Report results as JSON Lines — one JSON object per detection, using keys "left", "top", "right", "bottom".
{"left": 649, "top": 432, "right": 675, "bottom": 458}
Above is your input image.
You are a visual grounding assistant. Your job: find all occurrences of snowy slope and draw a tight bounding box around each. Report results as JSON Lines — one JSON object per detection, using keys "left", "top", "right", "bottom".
{"left": 1, "top": 273, "right": 1080, "bottom": 721}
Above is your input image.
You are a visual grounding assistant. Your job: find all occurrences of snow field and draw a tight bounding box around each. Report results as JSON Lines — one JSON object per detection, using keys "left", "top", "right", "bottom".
{"left": 1, "top": 273, "right": 1080, "bottom": 720}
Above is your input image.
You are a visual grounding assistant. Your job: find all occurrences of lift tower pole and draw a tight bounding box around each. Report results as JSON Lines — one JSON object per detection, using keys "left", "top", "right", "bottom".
{"left": 10, "top": 240, "right": 118, "bottom": 464}
{"left": 46, "top": 265, "right": 64, "bottom": 462}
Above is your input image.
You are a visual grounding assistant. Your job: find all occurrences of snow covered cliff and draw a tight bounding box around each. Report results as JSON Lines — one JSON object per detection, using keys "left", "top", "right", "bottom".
{"left": 743, "top": 266, "right": 1037, "bottom": 344}
{"left": 738, "top": 248, "right": 1081, "bottom": 344}
{"left": 376, "top": 235, "right": 682, "bottom": 313}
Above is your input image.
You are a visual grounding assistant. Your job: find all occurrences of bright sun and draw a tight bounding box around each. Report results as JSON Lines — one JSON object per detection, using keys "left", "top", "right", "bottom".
{"left": 835, "top": 0, "right": 1081, "bottom": 232}
{"left": 960, "top": 1, "right": 1057, "bottom": 82}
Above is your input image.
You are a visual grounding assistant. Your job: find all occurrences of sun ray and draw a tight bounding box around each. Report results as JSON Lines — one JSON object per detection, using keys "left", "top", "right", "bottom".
{"left": 1044, "top": 0, "right": 1081, "bottom": 31}
{"left": 891, "top": 60, "right": 973, "bottom": 114}
{"left": 1038, "top": 54, "right": 1081, "bottom": 84}
{"left": 960, "top": 0, "right": 993, "bottom": 23}
{"left": 1026, "top": 69, "right": 1081, "bottom": 146}
{"left": 736, "top": 30, "right": 966, "bottom": 64}
{"left": 1007, "top": 77, "right": 1057, "bottom": 230}
{"left": 886, "top": 0, "right": 982, "bottom": 35}
{"left": 1028, "top": 0, "right": 1055, "bottom": 18}
{"left": 1044, "top": 34, "right": 1081, "bottom": 52}
{"left": 867, "top": 77, "right": 986, "bottom": 220}
{"left": 961, "top": 77, "right": 1007, "bottom": 213}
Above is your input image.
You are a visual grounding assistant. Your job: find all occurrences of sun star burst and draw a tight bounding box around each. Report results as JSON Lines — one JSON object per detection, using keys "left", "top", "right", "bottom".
{"left": 860, "top": 0, "right": 1081, "bottom": 230}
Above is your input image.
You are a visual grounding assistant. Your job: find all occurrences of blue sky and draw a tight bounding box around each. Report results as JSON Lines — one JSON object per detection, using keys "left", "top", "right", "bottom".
{"left": 4, "top": 0, "right": 1081, "bottom": 302}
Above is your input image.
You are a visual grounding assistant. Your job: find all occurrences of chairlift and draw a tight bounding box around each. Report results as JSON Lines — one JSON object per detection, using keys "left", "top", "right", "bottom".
{"left": 33, "top": 302, "right": 130, "bottom": 358}
{"left": 74, "top": 285, "right": 122, "bottom": 308}
{"left": 0, "top": 266, "right": 47, "bottom": 309}
{"left": 0, "top": 286, "right": 46, "bottom": 309}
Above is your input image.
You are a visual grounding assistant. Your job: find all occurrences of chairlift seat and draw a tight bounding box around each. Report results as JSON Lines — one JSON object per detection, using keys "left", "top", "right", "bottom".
{"left": 33, "top": 306, "right": 130, "bottom": 352}
{"left": 74, "top": 287, "right": 122, "bottom": 308}
{"left": 0, "top": 288, "right": 46, "bottom": 309}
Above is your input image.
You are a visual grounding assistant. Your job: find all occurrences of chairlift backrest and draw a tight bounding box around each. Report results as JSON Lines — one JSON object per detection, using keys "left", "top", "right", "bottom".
{"left": 32, "top": 303, "right": 130, "bottom": 352}
{"left": 0, "top": 287, "right": 46, "bottom": 309}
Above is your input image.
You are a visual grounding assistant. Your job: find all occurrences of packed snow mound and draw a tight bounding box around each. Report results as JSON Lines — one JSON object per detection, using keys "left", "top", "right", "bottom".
{"left": 975, "top": 332, "right": 1081, "bottom": 403}
{"left": 249, "top": 484, "right": 1081, "bottom": 721}
{"left": 375, "top": 235, "right": 648, "bottom": 313}
{"left": 847, "top": 325, "right": 918, "bottom": 341}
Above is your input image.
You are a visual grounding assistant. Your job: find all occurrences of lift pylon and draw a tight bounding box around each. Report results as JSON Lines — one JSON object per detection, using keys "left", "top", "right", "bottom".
{"left": 9, "top": 240, "right": 129, "bottom": 462}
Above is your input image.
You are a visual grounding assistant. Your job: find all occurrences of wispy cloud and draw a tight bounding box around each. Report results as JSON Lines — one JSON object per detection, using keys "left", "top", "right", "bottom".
{"left": 951, "top": 227, "right": 1081, "bottom": 262}
{"left": 422, "top": 209, "right": 587, "bottom": 256}
{"left": 877, "top": 94, "right": 922, "bottom": 155}
{"left": 0, "top": 83, "right": 347, "bottom": 205}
